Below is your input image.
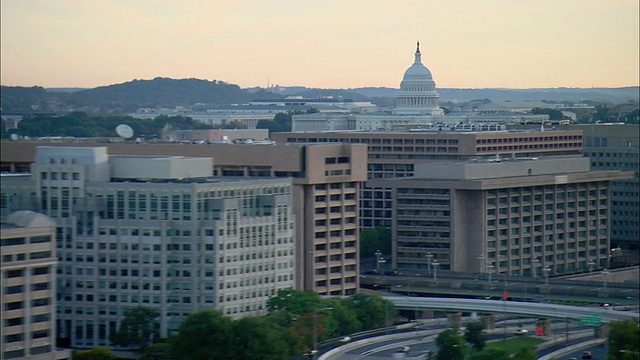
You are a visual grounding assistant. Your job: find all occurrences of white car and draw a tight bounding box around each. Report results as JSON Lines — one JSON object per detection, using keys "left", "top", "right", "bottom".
{"left": 515, "top": 329, "right": 529, "bottom": 335}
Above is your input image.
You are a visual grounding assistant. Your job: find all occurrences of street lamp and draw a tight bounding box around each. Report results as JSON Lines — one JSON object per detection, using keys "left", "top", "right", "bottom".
{"left": 602, "top": 269, "right": 610, "bottom": 291}
{"left": 532, "top": 258, "right": 540, "bottom": 280}
{"left": 374, "top": 250, "right": 381, "bottom": 274}
{"left": 312, "top": 307, "right": 333, "bottom": 358}
{"left": 478, "top": 254, "right": 485, "bottom": 279}
{"left": 588, "top": 260, "right": 595, "bottom": 276}
{"left": 432, "top": 260, "right": 439, "bottom": 281}
{"left": 426, "top": 253, "right": 433, "bottom": 276}
{"left": 487, "top": 262, "right": 494, "bottom": 285}
{"left": 543, "top": 266, "right": 551, "bottom": 286}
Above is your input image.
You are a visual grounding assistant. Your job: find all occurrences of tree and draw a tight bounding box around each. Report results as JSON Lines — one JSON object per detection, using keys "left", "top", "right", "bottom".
{"left": 468, "top": 347, "right": 510, "bottom": 360}
{"left": 140, "top": 342, "right": 172, "bottom": 360}
{"left": 608, "top": 320, "right": 640, "bottom": 359}
{"left": 435, "top": 328, "right": 465, "bottom": 360}
{"left": 110, "top": 306, "right": 158, "bottom": 352}
{"left": 360, "top": 227, "right": 392, "bottom": 258}
{"left": 73, "top": 347, "right": 116, "bottom": 360}
{"left": 169, "top": 310, "right": 234, "bottom": 360}
{"left": 350, "top": 294, "right": 395, "bottom": 330}
{"left": 266, "top": 289, "right": 325, "bottom": 316}
{"left": 513, "top": 345, "right": 537, "bottom": 360}
{"left": 530, "top": 107, "right": 565, "bottom": 120}
{"left": 464, "top": 321, "right": 486, "bottom": 350}
{"left": 231, "top": 316, "right": 291, "bottom": 360}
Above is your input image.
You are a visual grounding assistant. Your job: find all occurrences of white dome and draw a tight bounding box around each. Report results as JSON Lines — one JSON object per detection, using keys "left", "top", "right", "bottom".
{"left": 395, "top": 42, "right": 443, "bottom": 116}
{"left": 402, "top": 62, "right": 433, "bottom": 80}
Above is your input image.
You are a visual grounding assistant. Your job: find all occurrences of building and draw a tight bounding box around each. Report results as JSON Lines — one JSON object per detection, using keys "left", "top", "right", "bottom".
{"left": 1, "top": 210, "right": 72, "bottom": 360}
{"left": 368, "top": 157, "right": 633, "bottom": 276}
{"left": 569, "top": 124, "right": 640, "bottom": 251}
{"left": 1, "top": 147, "right": 296, "bottom": 348}
{"left": 272, "top": 129, "right": 584, "bottom": 227}
{"left": 290, "top": 43, "right": 547, "bottom": 132}
{"left": 0, "top": 141, "right": 367, "bottom": 297}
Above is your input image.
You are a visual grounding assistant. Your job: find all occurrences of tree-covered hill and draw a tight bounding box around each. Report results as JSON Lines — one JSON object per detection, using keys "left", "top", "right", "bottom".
{"left": 1, "top": 78, "right": 279, "bottom": 114}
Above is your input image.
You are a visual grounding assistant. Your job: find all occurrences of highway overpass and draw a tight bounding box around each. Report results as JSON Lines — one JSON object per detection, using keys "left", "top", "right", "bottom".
{"left": 385, "top": 296, "right": 639, "bottom": 323}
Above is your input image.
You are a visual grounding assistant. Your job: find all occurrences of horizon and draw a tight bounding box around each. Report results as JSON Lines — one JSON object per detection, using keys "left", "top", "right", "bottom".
{"left": 1, "top": 1, "right": 638, "bottom": 89}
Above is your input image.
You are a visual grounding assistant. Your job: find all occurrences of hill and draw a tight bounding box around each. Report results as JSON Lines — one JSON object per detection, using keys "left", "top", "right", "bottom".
{"left": 1, "top": 78, "right": 637, "bottom": 115}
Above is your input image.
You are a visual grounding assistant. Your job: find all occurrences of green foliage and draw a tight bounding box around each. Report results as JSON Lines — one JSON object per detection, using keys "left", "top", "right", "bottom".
{"left": 464, "top": 321, "right": 486, "bottom": 350}
{"left": 435, "top": 328, "right": 465, "bottom": 360}
{"left": 231, "top": 316, "right": 291, "bottom": 359}
{"left": 350, "top": 294, "right": 395, "bottom": 329}
{"left": 140, "top": 342, "right": 172, "bottom": 360}
{"left": 266, "top": 289, "right": 324, "bottom": 316}
{"left": 530, "top": 107, "right": 566, "bottom": 120}
{"left": 169, "top": 310, "right": 234, "bottom": 360}
{"left": 360, "top": 227, "right": 392, "bottom": 258}
{"left": 621, "top": 109, "right": 639, "bottom": 124}
{"left": 607, "top": 320, "right": 640, "bottom": 359}
{"left": 110, "top": 306, "right": 159, "bottom": 351}
{"left": 512, "top": 345, "right": 537, "bottom": 360}
{"left": 72, "top": 347, "right": 116, "bottom": 360}
{"left": 468, "top": 347, "right": 511, "bottom": 360}
{"left": 15, "top": 113, "right": 214, "bottom": 138}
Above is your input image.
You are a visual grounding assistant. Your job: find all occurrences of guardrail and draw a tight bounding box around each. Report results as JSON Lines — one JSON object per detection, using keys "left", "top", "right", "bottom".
{"left": 386, "top": 296, "right": 640, "bottom": 323}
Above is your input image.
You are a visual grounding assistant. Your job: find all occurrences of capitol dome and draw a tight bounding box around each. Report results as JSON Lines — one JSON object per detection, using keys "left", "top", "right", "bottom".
{"left": 395, "top": 42, "right": 443, "bottom": 116}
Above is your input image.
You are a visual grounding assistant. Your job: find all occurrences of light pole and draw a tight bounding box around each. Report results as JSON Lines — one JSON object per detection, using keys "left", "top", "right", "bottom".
{"left": 312, "top": 307, "right": 333, "bottom": 358}
{"left": 374, "top": 250, "right": 382, "bottom": 274}
{"left": 432, "top": 260, "right": 439, "bottom": 281}
{"left": 543, "top": 266, "right": 551, "bottom": 286}
{"left": 602, "top": 269, "right": 610, "bottom": 291}
{"left": 426, "top": 253, "right": 433, "bottom": 276}
{"left": 532, "top": 257, "right": 540, "bottom": 280}
{"left": 588, "top": 260, "right": 595, "bottom": 276}
{"left": 478, "top": 254, "right": 485, "bottom": 279}
{"left": 487, "top": 262, "right": 494, "bottom": 285}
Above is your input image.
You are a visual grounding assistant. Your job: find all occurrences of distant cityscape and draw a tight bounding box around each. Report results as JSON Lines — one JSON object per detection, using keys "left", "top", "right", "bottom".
{"left": 1, "top": 44, "right": 638, "bottom": 360}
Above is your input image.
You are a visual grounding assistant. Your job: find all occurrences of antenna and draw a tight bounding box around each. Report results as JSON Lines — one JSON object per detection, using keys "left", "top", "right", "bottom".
{"left": 116, "top": 124, "right": 134, "bottom": 139}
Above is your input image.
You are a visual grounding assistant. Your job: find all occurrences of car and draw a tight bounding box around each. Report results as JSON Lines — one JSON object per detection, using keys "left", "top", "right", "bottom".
{"left": 398, "top": 346, "right": 410, "bottom": 353}
{"left": 581, "top": 351, "right": 592, "bottom": 359}
{"left": 515, "top": 329, "right": 529, "bottom": 335}
{"left": 338, "top": 336, "right": 351, "bottom": 343}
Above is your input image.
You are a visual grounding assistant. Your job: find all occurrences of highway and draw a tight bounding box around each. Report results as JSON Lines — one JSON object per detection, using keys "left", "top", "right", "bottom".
{"left": 385, "top": 296, "right": 639, "bottom": 323}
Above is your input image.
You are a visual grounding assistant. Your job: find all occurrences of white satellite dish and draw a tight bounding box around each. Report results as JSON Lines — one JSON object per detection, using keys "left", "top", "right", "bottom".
{"left": 116, "top": 124, "right": 134, "bottom": 139}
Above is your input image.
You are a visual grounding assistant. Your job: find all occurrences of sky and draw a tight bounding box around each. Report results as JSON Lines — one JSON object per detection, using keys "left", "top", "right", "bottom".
{"left": 1, "top": 0, "right": 639, "bottom": 90}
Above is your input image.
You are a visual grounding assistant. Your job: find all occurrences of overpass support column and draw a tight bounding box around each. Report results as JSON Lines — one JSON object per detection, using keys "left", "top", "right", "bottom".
{"left": 483, "top": 314, "right": 495, "bottom": 330}
{"left": 447, "top": 312, "right": 462, "bottom": 329}
{"left": 594, "top": 324, "right": 609, "bottom": 339}
{"left": 538, "top": 319, "right": 552, "bottom": 336}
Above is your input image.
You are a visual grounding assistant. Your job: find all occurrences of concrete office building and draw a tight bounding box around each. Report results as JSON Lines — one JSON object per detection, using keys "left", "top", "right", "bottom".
{"left": 368, "top": 157, "right": 633, "bottom": 277}
{"left": 272, "top": 129, "right": 584, "bottom": 227}
{"left": 1, "top": 211, "right": 71, "bottom": 360}
{"left": 0, "top": 141, "right": 367, "bottom": 297}
{"left": 1, "top": 147, "right": 296, "bottom": 348}
{"left": 568, "top": 124, "right": 640, "bottom": 251}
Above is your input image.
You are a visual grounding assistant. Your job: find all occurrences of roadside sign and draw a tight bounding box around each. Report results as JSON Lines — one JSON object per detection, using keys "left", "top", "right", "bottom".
{"left": 535, "top": 328, "right": 543, "bottom": 336}
{"left": 580, "top": 315, "right": 602, "bottom": 326}
{"left": 503, "top": 291, "right": 509, "bottom": 299}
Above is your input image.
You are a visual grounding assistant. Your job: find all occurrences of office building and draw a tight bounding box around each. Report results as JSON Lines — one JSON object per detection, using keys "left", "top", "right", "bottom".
{"left": 0, "top": 141, "right": 367, "bottom": 297}
{"left": 1, "top": 210, "right": 71, "bottom": 360}
{"left": 1, "top": 147, "right": 296, "bottom": 347}
{"left": 568, "top": 124, "right": 640, "bottom": 251}
{"left": 272, "top": 129, "right": 584, "bottom": 227}
{"left": 368, "top": 157, "right": 633, "bottom": 276}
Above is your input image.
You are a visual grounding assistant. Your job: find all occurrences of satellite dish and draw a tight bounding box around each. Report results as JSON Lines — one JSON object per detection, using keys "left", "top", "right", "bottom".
{"left": 116, "top": 124, "right": 134, "bottom": 139}
{"left": 10, "top": 134, "right": 18, "bottom": 140}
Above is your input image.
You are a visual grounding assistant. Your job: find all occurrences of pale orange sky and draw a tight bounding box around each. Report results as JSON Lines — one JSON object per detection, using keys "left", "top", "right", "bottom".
{"left": 1, "top": 0, "right": 638, "bottom": 89}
